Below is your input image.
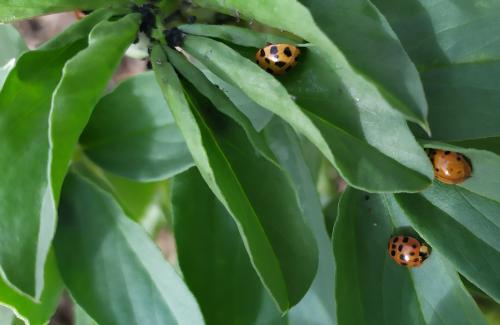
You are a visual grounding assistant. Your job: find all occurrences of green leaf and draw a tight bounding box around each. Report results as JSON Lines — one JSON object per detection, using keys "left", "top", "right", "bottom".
{"left": 193, "top": 0, "right": 427, "bottom": 126}
{"left": 74, "top": 302, "right": 98, "bottom": 325}
{"left": 298, "top": 0, "right": 428, "bottom": 128}
{"left": 39, "top": 8, "right": 116, "bottom": 50}
{"left": 421, "top": 62, "right": 500, "bottom": 140}
{"left": 395, "top": 183, "right": 500, "bottom": 303}
{"left": 54, "top": 172, "right": 204, "bottom": 325}
{"left": 0, "top": 306, "right": 15, "bottom": 325}
{"left": 371, "top": 0, "right": 500, "bottom": 68}
{"left": 372, "top": 0, "right": 500, "bottom": 140}
{"left": 179, "top": 23, "right": 299, "bottom": 48}
{"left": 0, "top": 24, "right": 27, "bottom": 66}
{"left": 81, "top": 71, "right": 194, "bottom": 181}
{"left": 334, "top": 188, "right": 486, "bottom": 324}
{"left": 152, "top": 46, "right": 318, "bottom": 311}
{"left": 0, "top": 252, "right": 63, "bottom": 325}
{"left": 170, "top": 43, "right": 273, "bottom": 132}
{"left": 49, "top": 13, "right": 139, "bottom": 202}
{"left": 452, "top": 137, "right": 500, "bottom": 156}
{"left": 182, "top": 36, "right": 433, "bottom": 192}
{"left": 0, "top": 40, "right": 87, "bottom": 297}
{"left": 173, "top": 168, "right": 278, "bottom": 324}
{"left": 0, "top": 0, "right": 129, "bottom": 22}
{"left": 421, "top": 141, "right": 500, "bottom": 204}
{"left": 264, "top": 119, "right": 335, "bottom": 324}
{"left": 0, "top": 24, "right": 27, "bottom": 89}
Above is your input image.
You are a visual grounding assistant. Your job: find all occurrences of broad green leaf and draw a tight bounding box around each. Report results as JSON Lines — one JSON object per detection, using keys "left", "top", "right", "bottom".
{"left": 264, "top": 119, "right": 336, "bottom": 324}
{"left": 395, "top": 183, "right": 500, "bottom": 303}
{"left": 49, "top": 13, "right": 139, "bottom": 203}
{"left": 421, "top": 62, "right": 500, "bottom": 140}
{"left": 0, "top": 40, "right": 86, "bottom": 297}
{"left": 298, "top": 0, "right": 428, "bottom": 128}
{"left": 55, "top": 172, "right": 204, "bottom": 325}
{"left": 193, "top": 0, "right": 427, "bottom": 126}
{"left": 0, "top": 24, "right": 27, "bottom": 89}
{"left": 0, "top": 306, "right": 15, "bottom": 325}
{"left": 183, "top": 36, "right": 433, "bottom": 192}
{"left": 165, "top": 46, "right": 271, "bottom": 152}
{"left": 421, "top": 141, "right": 500, "bottom": 204}
{"left": 372, "top": 0, "right": 500, "bottom": 140}
{"left": 39, "top": 8, "right": 116, "bottom": 50}
{"left": 152, "top": 46, "right": 318, "bottom": 311}
{"left": 173, "top": 168, "right": 277, "bottom": 324}
{"left": 334, "top": 188, "right": 486, "bottom": 324}
{"left": 0, "top": 252, "right": 63, "bottom": 325}
{"left": 371, "top": 0, "right": 500, "bottom": 67}
{"left": 81, "top": 71, "right": 193, "bottom": 181}
{"left": 453, "top": 137, "right": 500, "bottom": 156}
{"left": 0, "top": 0, "right": 129, "bottom": 22}
{"left": 74, "top": 303, "right": 98, "bottom": 325}
{"left": 103, "top": 172, "right": 165, "bottom": 221}
{"left": 170, "top": 42, "right": 273, "bottom": 131}
{"left": 178, "top": 23, "right": 299, "bottom": 48}
{"left": 0, "top": 24, "right": 27, "bottom": 65}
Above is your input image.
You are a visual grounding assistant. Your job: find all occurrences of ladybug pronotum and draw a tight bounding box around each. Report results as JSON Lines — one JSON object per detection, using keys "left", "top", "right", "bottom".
{"left": 255, "top": 43, "right": 300, "bottom": 75}
{"left": 427, "top": 149, "right": 472, "bottom": 185}
{"left": 388, "top": 235, "right": 430, "bottom": 268}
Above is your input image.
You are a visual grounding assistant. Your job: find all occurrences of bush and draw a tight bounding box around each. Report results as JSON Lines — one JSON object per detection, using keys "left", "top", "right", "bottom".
{"left": 0, "top": 0, "right": 499, "bottom": 324}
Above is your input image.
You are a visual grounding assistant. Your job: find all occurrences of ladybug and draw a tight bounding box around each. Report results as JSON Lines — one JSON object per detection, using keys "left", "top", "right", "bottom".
{"left": 255, "top": 44, "right": 300, "bottom": 75}
{"left": 74, "top": 10, "right": 92, "bottom": 20}
{"left": 388, "top": 235, "right": 430, "bottom": 268}
{"left": 427, "top": 149, "right": 472, "bottom": 184}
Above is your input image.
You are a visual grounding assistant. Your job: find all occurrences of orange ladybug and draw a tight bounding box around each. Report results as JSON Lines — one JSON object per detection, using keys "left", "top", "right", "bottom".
{"left": 255, "top": 44, "right": 300, "bottom": 75}
{"left": 427, "top": 149, "right": 472, "bottom": 184}
{"left": 388, "top": 235, "right": 430, "bottom": 268}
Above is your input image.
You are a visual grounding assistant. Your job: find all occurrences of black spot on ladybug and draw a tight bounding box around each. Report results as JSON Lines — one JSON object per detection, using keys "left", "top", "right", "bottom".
{"left": 264, "top": 58, "right": 270, "bottom": 64}
{"left": 284, "top": 47, "right": 292, "bottom": 57}
{"left": 391, "top": 250, "right": 396, "bottom": 256}
{"left": 260, "top": 49, "right": 265, "bottom": 57}
{"left": 398, "top": 245, "right": 403, "bottom": 252}
{"left": 445, "top": 151, "right": 450, "bottom": 155}
{"left": 391, "top": 244, "right": 396, "bottom": 249}
{"left": 401, "top": 262, "right": 407, "bottom": 266}
{"left": 435, "top": 168, "right": 439, "bottom": 172}
{"left": 403, "top": 237, "right": 409, "bottom": 243}
{"left": 266, "top": 68, "right": 274, "bottom": 74}
{"left": 275, "top": 61, "right": 286, "bottom": 68}
{"left": 270, "top": 46, "right": 278, "bottom": 54}
{"left": 419, "top": 252, "right": 426, "bottom": 257}
{"left": 412, "top": 245, "right": 417, "bottom": 249}
{"left": 414, "top": 258, "right": 419, "bottom": 262}
{"left": 457, "top": 157, "right": 462, "bottom": 161}
{"left": 410, "top": 252, "right": 415, "bottom": 256}
{"left": 393, "top": 237, "right": 398, "bottom": 243}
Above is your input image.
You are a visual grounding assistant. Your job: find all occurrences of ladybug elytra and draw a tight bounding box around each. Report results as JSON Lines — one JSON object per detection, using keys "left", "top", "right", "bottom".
{"left": 255, "top": 44, "right": 300, "bottom": 75}
{"left": 388, "top": 235, "right": 430, "bottom": 268}
{"left": 427, "top": 149, "right": 472, "bottom": 185}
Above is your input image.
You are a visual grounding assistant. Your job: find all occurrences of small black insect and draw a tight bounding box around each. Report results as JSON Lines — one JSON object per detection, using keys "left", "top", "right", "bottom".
{"left": 132, "top": 3, "right": 158, "bottom": 38}
{"left": 164, "top": 27, "right": 186, "bottom": 48}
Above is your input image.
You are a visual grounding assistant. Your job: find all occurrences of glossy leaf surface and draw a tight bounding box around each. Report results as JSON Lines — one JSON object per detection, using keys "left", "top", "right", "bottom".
{"left": 81, "top": 71, "right": 193, "bottom": 181}
{"left": 55, "top": 173, "right": 204, "bottom": 325}
{"left": 0, "top": 0, "right": 128, "bottom": 22}
{"left": 153, "top": 46, "right": 318, "bottom": 311}
{"left": 183, "top": 36, "right": 433, "bottom": 192}
{"left": 395, "top": 183, "right": 500, "bottom": 303}
{"left": 334, "top": 188, "right": 486, "bottom": 324}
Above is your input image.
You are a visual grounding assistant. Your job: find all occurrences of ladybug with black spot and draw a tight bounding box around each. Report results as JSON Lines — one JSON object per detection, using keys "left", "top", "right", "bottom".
{"left": 388, "top": 235, "right": 430, "bottom": 268}
{"left": 255, "top": 44, "right": 300, "bottom": 75}
{"left": 427, "top": 149, "right": 472, "bottom": 184}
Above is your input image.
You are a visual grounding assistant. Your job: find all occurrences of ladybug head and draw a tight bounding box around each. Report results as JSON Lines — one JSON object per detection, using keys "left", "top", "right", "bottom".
{"left": 164, "top": 27, "right": 186, "bottom": 48}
